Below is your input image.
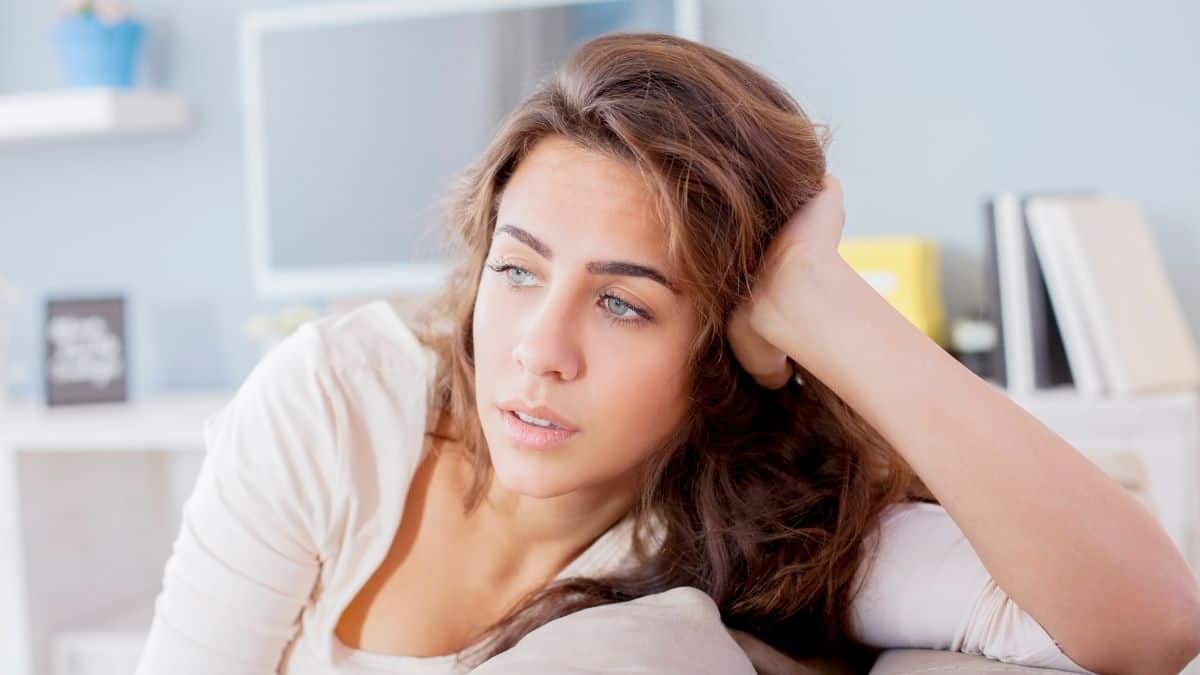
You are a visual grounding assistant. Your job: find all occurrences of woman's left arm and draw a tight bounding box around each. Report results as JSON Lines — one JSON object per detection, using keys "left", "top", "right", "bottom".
{"left": 729, "top": 177, "right": 1200, "bottom": 675}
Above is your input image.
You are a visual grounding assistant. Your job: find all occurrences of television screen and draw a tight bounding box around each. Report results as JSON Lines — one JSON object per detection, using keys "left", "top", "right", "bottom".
{"left": 244, "top": 0, "right": 684, "bottom": 298}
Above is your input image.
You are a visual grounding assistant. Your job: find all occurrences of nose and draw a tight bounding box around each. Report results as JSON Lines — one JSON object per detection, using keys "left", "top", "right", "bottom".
{"left": 511, "top": 288, "right": 583, "bottom": 382}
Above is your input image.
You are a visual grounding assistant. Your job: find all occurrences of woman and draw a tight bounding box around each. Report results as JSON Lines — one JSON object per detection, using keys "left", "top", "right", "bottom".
{"left": 136, "top": 33, "right": 1200, "bottom": 675}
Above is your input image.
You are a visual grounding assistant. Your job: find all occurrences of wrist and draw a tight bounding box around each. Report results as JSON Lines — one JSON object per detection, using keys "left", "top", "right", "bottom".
{"left": 753, "top": 249, "right": 849, "bottom": 319}
{"left": 750, "top": 252, "right": 857, "bottom": 358}
{"left": 790, "top": 250, "right": 854, "bottom": 296}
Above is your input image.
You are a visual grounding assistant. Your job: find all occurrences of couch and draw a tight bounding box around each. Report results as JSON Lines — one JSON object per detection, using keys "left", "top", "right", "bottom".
{"left": 869, "top": 649, "right": 1075, "bottom": 674}
{"left": 730, "top": 629, "right": 1077, "bottom": 674}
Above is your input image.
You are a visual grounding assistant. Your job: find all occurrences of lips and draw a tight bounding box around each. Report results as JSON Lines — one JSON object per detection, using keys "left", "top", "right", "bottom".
{"left": 498, "top": 406, "right": 578, "bottom": 450}
{"left": 496, "top": 399, "right": 579, "bottom": 432}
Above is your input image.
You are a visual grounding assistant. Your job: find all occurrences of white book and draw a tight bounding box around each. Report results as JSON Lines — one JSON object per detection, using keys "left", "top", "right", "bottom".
{"left": 1042, "top": 197, "right": 1199, "bottom": 396}
{"left": 1025, "top": 197, "right": 1108, "bottom": 398}
{"left": 992, "top": 193, "right": 1036, "bottom": 393}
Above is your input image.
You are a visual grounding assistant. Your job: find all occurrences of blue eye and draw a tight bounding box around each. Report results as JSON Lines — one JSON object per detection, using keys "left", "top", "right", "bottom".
{"left": 484, "top": 258, "right": 537, "bottom": 288}
{"left": 485, "top": 259, "right": 653, "bottom": 328}
{"left": 486, "top": 262, "right": 536, "bottom": 287}
{"left": 602, "top": 295, "right": 638, "bottom": 321}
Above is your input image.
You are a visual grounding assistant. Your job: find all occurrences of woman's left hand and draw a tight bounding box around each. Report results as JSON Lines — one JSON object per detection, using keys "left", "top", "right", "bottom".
{"left": 727, "top": 174, "right": 846, "bottom": 389}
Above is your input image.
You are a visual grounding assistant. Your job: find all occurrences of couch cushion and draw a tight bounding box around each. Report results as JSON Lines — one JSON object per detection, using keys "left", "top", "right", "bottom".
{"left": 870, "top": 649, "right": 1075, "bottom": 674}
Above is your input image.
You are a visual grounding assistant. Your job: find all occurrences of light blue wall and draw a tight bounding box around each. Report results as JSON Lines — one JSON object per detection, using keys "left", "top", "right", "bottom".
{"left": 0, "top": 0, "right": 671, "bottom": 402}
{"left": 2, "top": 0, "right": 1197, "bottom": 401}
{"left": 0, "top": 0, "right": 322, "bottom": 400}
{"left": 701, "top": 0, "right": 1200, "bottom": 335}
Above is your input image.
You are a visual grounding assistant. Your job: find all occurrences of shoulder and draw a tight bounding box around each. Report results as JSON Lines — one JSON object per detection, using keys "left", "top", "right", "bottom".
{"left": 855, "top": 501, "right": 975, "bottom": 583}
{"left": 847, "top": 503, "right": 1091, "bottom": 671}
{"left": 878, "top": 498, "right": 949, "bottom": 522}
{"left": 140, "top": 308, "right": 437, "bottom": 672}
{"left": 847, "top": 501, "right": 981, "bottom": 648}
{"left": 304, "top": 299, "right": 437, "bottom": 378}
{"left": 206, "top": 300, "right": 438, "bottom": 496}
{"left": 214, "top": 299, "right": 435, "bottom": 444}
{"left": 239, "top": 299, "right": 439, "bottom": 442}
{"left": 866, "top": 500, "right": 959, "bottom": 545}
{"left": 231, "top": 299, "right": 432, "bottom": 396}
{"left": 471, "top": 587, "right": 755, "bottom": 675}
{"left": 199, "top": 300, "right": 438, "bottom": 554}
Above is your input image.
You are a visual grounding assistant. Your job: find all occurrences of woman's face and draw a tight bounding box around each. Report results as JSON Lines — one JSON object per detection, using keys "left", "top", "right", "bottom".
{"left": 472, "top": 135, "right": 698, "bottom": 501}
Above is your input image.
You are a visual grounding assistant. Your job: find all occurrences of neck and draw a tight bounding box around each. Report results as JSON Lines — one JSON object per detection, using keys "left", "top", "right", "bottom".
{"left": 446, "top": 448, "right": 640, "bottom": 584}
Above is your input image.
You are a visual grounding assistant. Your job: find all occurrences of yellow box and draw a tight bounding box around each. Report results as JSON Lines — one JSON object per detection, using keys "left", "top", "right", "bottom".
{"left": 836, "top": 235, "right": 947, "bottom": 347}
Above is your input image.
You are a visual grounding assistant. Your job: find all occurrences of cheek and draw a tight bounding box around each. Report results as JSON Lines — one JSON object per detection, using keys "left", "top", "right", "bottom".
{"left": 471, "top": 284, "right": 496, "bottom": 409}
{"left": 472, "top": 280, "right": 515, "bottom": 372}
{"left": 590, "top": 348, "right": 691, "bottom": 455}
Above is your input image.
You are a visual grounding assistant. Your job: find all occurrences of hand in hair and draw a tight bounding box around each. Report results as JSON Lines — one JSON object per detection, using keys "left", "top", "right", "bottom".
{"left": 727, "top": 174, "right": 845, "bottom": 389}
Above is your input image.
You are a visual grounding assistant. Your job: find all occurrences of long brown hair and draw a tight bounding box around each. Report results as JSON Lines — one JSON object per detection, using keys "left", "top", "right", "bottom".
{"left": 408, "top": 31, "right": 933, "bottom": 668}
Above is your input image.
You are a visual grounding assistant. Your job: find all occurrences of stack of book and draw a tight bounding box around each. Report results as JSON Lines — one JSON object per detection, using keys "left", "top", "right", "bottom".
{"left": 983, "top": 192, "right": 1200, "bottom": 398}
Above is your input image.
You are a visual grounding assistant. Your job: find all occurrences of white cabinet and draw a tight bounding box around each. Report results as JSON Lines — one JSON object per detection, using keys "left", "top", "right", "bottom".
{"left": 0, "top": 386, "right": 1196, "bottom": 675}
{"left": 0, "top": 394, "right": 227, "bottom": 675}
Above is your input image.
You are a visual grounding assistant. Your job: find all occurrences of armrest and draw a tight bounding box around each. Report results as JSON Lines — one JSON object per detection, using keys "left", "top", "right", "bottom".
{"left": 726, "top": 630, "right": 1078, "bottom": 674}
{"left": 870, "top": 649, "right": 1077, "bottom": 674}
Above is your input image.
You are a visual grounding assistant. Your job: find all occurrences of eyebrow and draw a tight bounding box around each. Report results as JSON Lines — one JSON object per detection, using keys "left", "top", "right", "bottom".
{"left": 495, "top": 224, "right": 679, "bottom": 294}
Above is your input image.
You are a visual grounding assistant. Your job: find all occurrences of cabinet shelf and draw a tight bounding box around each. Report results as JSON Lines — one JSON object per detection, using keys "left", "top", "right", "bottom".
{"left": 0, "top": 392, "right": 230, "bottom": 451}
{"left": 0, "top": 392, "right": 226, "bottom": 675}
{"left": 0, "top": 88, "right": 190, "bottom": 143}
{"left": 52, "top": 598, "right": 153, "bottom": 675}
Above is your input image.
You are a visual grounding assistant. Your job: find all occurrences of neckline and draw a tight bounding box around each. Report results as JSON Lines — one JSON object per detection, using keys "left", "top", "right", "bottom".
{"left": 324, "top": 321, "right": 641, "bottom": 668}
{"left": 331, "top": 630, "right": 463, "bottom": 667}
{"left": 328, "top": 337, "right": 472, "bottom": 667}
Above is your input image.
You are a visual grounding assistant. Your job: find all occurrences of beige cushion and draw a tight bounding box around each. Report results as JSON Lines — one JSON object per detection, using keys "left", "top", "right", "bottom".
{"left": 727, "top": 628, "right": 1077, "bottom": 675}
{"left": 870, "top": 649, "right": 1074, "bottom": 674}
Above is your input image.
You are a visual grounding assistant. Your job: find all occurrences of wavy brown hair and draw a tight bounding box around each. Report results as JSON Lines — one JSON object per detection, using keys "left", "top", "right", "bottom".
{"left": 408, "top": 31, "right": 934, "bottom": 669}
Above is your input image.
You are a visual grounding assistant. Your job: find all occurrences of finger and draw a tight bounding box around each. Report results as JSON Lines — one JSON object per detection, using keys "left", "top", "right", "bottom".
{"left": 728, "top": 305, "right": 793, "bottom": 389}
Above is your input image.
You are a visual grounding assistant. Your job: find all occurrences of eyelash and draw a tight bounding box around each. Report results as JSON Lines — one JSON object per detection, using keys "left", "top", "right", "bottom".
{"left": 485, "top": 259, "right": 653, "bottom": 327}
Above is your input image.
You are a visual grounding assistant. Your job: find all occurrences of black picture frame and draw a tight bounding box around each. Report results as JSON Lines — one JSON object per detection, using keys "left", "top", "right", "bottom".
{"left": 44, "top": 295, "right": 128, "bottom": 406}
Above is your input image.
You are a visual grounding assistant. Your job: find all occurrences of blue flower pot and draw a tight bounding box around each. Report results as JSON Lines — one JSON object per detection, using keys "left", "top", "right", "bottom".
{"left": 53, "top": 14, "right": 144, "bottom": 88}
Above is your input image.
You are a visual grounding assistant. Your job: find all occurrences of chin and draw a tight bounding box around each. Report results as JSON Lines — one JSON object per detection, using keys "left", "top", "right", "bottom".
{"left": 488, "top": 447, "right": 579, "bottom": 499}
{"left": 492, "top": 458, "right": 576, "bottom": 497}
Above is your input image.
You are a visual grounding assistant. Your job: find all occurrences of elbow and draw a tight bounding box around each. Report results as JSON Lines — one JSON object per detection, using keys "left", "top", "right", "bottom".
{"left": 1141, "top": 583, "right": 1200, "bottom": 675}
{"left": 1151, "top": 630, "right": 1200, "bottom": 675}
{"left": 1166, "top": 587, "right": 1200, "bottom": 673}
{"left": 1080, "top": 583, "right": 1200, "bottom": 675}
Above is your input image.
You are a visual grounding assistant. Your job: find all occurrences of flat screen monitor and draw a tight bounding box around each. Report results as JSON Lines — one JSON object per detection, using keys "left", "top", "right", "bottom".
{"left": 241, "top": 0, "right": 699, "bottom": 299}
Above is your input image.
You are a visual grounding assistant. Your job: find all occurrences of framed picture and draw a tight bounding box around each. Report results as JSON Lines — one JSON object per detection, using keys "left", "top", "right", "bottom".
{"left": 44, "top": 295, "right": 128, "bottom": 406}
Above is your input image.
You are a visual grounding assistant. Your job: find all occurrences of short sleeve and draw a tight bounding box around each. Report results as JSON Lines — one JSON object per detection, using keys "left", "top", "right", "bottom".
{"left": 136, "top": 323, "right": 343, "bottom": 675}
{"left": 846, "top": 501, "right": 1093, "bottom": 673}
{"left": 469, "top": 587, "right": 755, "bottom": 674}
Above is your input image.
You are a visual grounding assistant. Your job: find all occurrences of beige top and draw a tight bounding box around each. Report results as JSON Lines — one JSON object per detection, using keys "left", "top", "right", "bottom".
{"left": 134, "top": 300, "right": 1089, "bottom": 675}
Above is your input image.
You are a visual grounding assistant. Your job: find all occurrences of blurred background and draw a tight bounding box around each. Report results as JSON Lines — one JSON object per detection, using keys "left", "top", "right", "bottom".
{"left": 1, "top": 1, "right": 1198, "bottom": 674}
{"left": 2, "top": 0, "right": 1198, "bottom": 402}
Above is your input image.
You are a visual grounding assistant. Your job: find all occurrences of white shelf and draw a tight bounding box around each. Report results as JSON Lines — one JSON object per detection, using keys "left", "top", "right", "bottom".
{"left": 0, "top": 391, "right": 224, "bottom": 675}
{"left": 0, "top": 392, "right": 231, "bottom": 452}
{"left": 52, "top": 599, "right": 153, "bottom": 675}
{"left": 0, "top": 88, "right": 191, "bottom": 143}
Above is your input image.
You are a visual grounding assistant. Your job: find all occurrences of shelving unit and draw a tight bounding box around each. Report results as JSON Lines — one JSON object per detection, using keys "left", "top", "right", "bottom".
{"left": 51, "top": 601, "right": 153, "bottom": 675}
{"left": 0, "top": 88, "right": 190, "bottom": 143}
{"left": 0, "top": 392, "right": 228, "bottom": 675}
{"left": 0, "top": 386, "right": 1196, "bottom": 675}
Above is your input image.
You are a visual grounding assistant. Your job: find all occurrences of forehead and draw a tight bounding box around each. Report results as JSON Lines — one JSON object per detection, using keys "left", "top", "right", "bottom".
{"left": 495, "top": 136, "right": 669, "bottom": 263}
